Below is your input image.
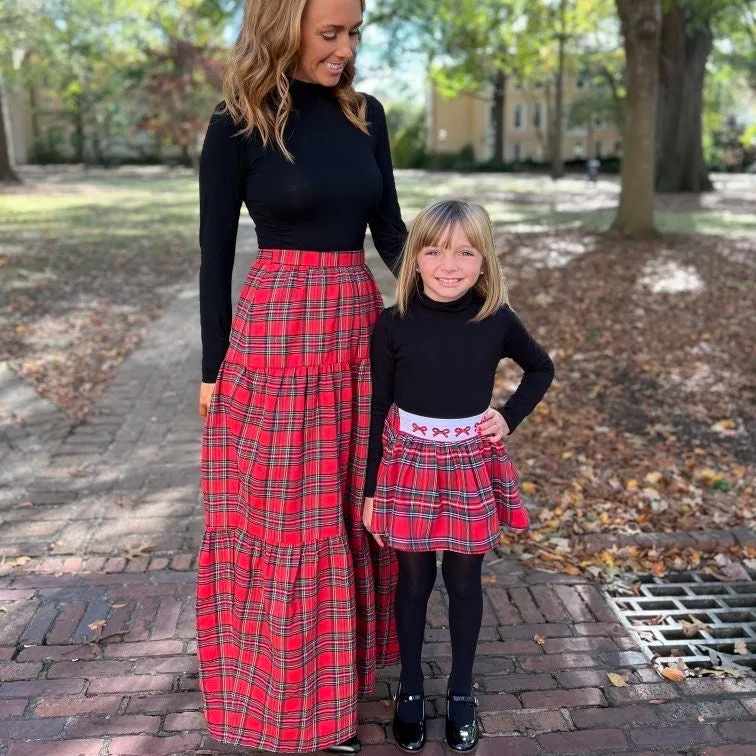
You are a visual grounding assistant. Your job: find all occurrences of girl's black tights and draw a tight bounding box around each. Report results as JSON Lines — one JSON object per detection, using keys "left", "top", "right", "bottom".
{"left": 395, "top": 549, "right": 484, "bottom": 702}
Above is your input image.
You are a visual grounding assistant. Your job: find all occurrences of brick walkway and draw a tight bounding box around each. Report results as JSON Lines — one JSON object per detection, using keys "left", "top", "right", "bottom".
{"left": 1, "top": 225, "right": 755, "bottom": 755}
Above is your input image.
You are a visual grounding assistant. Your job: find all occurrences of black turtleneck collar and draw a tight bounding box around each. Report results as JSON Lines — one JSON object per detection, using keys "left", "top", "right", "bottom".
{"left": 416, "top": 286, "right": 477, "bottom": 313}
{"left": 288, "top": 76, "right": 337, "bottom": 107}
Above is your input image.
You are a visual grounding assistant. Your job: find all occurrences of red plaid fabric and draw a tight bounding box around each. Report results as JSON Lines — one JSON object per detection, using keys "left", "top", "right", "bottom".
{"left": 198, "top": 249, "right": 399, "bottom": 752}
{"left": 372, "top": 405, "right": 528, "bottom": 554}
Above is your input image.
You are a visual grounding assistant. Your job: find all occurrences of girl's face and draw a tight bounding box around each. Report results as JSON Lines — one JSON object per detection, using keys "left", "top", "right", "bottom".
{"left": 295, "top": 0, "right": 363, "bottom": 86}
{"left": 417, "top": 224, "right": 484, "bottom": 303}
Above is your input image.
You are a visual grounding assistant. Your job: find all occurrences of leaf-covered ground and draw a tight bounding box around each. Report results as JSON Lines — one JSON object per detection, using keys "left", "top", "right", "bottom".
{"left": 1, "top": 168, "right": 754, "bottom": 580}
{"left": 0, "top": 167, "right": 199, "bottom": 420}
{"left": 495, "top": 228, "right": 755, "bottom": 579}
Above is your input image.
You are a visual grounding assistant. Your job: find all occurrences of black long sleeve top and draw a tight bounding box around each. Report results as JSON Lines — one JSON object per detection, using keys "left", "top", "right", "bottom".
{"left": 365, "top": 289, "right": 555, "bottom": 496}
{"left": 198, "top": 79, "right": 407, "bottom": 382}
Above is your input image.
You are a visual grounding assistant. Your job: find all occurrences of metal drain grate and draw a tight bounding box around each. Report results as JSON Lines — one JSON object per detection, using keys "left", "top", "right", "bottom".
{"left": 606, "top": 572, "right": 756, "bottom": 672}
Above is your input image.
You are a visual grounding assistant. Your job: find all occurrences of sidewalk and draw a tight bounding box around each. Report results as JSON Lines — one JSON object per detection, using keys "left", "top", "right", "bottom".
{"left": 1, "top": 223, "right": 755, "bottom": 755}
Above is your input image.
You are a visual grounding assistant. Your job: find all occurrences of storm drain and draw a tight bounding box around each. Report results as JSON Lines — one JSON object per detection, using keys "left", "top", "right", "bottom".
{"left": 606, "top": 571, "right": 756, "bottom": 673}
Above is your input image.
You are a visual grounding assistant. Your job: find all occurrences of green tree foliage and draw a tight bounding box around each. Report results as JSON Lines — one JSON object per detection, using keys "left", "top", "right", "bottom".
{"left": 0, "top": 0, "right": 235, "bottom": 165}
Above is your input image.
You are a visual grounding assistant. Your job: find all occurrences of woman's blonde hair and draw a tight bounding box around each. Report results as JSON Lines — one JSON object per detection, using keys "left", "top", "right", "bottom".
{"left": 395, "top": 200, "right": 508, "bottom": 322}
{"left": 221, "top": 0, "right": 368, "bottom": 161}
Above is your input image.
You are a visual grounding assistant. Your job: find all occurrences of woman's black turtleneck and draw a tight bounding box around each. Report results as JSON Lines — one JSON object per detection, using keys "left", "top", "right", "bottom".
{"left": 365, "top": 289, "right": 555, "bottom": 496}
{"left": 198, "top": 78, "right": 407, "bottom": 382}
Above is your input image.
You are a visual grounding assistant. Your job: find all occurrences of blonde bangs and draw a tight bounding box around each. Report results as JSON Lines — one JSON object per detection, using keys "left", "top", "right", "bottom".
{"left": 221, "top": 0, "right": 368, "bottom": 162}
{"left": 395, "top": 201, "right": 508, "bottom": 321}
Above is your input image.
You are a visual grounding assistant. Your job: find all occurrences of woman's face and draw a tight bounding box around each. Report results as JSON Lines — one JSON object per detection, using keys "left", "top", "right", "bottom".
{"left": 295, "top": 0, "right": 363, "bottom": 86}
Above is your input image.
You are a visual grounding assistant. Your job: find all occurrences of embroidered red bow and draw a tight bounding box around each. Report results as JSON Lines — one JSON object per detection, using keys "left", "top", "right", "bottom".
{"left": 432, "top": 427, "right": 450, "bottom": 438}
{"left": 455, "top": 426, "right": 471, "bottom": 437}
{"left": 412, "top": 423, "right": 428, "bottom": 435}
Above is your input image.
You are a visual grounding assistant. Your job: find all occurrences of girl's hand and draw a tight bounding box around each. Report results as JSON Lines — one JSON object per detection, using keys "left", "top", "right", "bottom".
{"left": 198, "top": 382, "right": 216, "bottom": 419}
{"left": 477, "top": 407, "right": 510, "bottom": 443}
{"left": 362, "top": 497, "right": 384, "bottom": 547}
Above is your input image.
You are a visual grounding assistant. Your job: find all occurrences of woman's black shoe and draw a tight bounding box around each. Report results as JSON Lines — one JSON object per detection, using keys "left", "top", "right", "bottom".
{"left": 445, "top": 693, "right": 479, "bottom": 752}
{"left": 392, "top": 684, "right": 426, "bottom": 752}
{"left": 325, "top": 735, "right": 362, "bottom": 754}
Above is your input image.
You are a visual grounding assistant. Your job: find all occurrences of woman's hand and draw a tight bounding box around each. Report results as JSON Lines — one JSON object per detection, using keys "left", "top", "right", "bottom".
{"left": 198, "top": 382, "right": 216, "bottom": 419}
{"left": 362, "top": 497, "right": 384, "bottom": 547}
{"left": 476, "top": 407, "right": 510, "bottom": 443}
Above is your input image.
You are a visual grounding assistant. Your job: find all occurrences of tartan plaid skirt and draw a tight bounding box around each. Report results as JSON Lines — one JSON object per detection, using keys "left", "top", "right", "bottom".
{"left": 372, "top": 405, "right": 529, "bottom": 554}
{"left": 197, "top": 249, "right": 399, "bottom": 752}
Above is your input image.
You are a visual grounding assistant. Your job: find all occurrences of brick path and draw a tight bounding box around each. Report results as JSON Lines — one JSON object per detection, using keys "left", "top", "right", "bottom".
{"left": 1, "top": 223, "right": 755, "bottom": 754}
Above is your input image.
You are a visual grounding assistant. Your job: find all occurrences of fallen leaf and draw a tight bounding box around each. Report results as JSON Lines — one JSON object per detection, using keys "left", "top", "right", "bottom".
{"left": 521, "top": 481, "right": 537, "bottom": 495}
{"left": 111, "top": 603, "right": 126, "bottom": 609}
{"left": 733, "top": 640, "right": 748, "bottom": 655}
{"left": 8, "top": 556, "right": 31, "bottom": 568}
{"left": 13, "top": 500, "right": 33, "bottom": 509}
{"left": 607, "top": 672, "right": 628, "bottom": 687}
{"left": 679, "top": 617, "right": 710, "bottom": 638}
{"left": 123, "top": 541, "right": 152, "bottom": 561}
{"left": 698, "top": 647, "right": 756, "bottom": 678}
{"left": 534, "top": 634, "right": 546, "bottom": 646}
{"left": 661, "top": 666, "right": 686, "bottom": 682}
{"left": 722, "top": 562, "right": 752, "bottom": 582}
{"left": 88, "top": 620, "right": 106, "bottom": 632}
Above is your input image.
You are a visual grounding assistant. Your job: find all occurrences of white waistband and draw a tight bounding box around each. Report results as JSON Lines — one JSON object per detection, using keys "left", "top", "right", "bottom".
{"left": 398, "top": 408, "right": 485, "bottom": 443}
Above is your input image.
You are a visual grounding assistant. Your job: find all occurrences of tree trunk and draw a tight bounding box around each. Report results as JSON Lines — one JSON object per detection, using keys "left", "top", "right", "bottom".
{"left": 613, "top": 0, "right": 662, "bottom": 236}
{"left": 551, "top": 2, "right": 566, "bottom": 180}
{"left": 28, "top": 86, "right": 43, "bottom": 162}
{"left": 0, "top": 82, "right": 20, "bottom": 183}
{"left": 492, "top": 69, "right": 506, "bottom": 164}
{"left": 655, "top": 4, "right": 713, "bottom": 192}
{"left": 73, "top": 92, "right": 86, "bottom": 164}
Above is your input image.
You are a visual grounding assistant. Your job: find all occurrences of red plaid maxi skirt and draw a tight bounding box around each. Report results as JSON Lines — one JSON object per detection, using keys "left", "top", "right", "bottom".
{"left": 198, "top": 249, "right": 399, "bottom": 752}
{"left": 371, "top": 405, "right": 528, "bottom": 554}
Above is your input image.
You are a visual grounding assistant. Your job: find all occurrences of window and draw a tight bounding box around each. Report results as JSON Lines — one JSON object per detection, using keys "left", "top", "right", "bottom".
{"left": 513, "top": 142, "right": 522, "bottom": 161}
{"left": 573, "top": 141, "right": 584, "bottom": 157}
{"left": 595, "top": 141, "right": 603, "bottom": 158}
{"left": 614, "top": 140, "right": 622, "bottom": 154}
{"left": 594, "top": 114, "right": 605, "bottom": 128}
{"left": 533, "top": 102, "right": 542, "bottom": 129}
{"left": 513, "top": 103, "right": 525, "bottom": 130}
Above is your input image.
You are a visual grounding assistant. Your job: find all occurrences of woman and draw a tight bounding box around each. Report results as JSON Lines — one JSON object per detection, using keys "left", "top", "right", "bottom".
{"left": 196, "top": 0, "right": 404, "bottom": 752}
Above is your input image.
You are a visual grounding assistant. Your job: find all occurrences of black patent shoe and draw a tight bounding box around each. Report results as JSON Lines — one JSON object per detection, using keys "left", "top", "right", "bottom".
{"left": 445, "top": 693, "right": 479, "bottom": 752}
{"left": 325, "top": 735, "right": 362, "bottom": 754}
{"left": 392, "top": 684, "right": 426, "bottom": 752}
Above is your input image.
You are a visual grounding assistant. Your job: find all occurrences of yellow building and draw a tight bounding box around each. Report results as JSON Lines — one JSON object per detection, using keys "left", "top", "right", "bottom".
{"left": 426, "top": 74, "right": 622, "bottom": 163}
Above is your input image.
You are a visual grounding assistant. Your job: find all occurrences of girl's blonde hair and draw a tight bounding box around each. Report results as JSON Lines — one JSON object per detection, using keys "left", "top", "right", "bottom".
{"left": 221, "top": 0, "right": 368, "bottom": 162}
{"left": 395, "top": 200, "right": 508, "bottom": 322}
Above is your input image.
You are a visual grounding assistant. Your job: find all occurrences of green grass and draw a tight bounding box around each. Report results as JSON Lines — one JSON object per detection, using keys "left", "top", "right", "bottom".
{"left": 1, "top": 170, "right": 754, "bottom": 263}
{"left": 393, "top": 172, "right": 756, "bottom": 238}
{"left": 0, "top": 180, "right": 198, "bottom": 253}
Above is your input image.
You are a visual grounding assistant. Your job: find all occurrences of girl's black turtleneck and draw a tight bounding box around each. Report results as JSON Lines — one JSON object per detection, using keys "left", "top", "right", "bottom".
{"left": 198, "top": 78, "right": 407, "bottom": 382}
{"left": 365, "top": 289, "right": 555, "bottom": 496}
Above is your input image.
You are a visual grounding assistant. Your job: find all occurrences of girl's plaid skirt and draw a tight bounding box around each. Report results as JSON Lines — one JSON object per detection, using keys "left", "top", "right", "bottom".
{"left": 198, "top": 249, "right": 399, "bottom": 752}
{"left": 372, "top": 405, "right": 529, "bottom": 554}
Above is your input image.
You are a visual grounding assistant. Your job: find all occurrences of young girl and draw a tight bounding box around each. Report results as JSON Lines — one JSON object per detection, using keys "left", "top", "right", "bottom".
{"left": 363, "top": 200, "right": 554, "bottom": 753}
